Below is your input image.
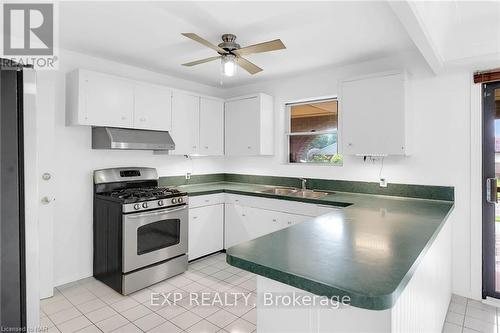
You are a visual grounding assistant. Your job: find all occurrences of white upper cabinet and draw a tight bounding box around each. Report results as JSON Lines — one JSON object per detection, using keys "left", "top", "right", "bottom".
{"left": 67, "top": 69, "right": 173, "bottom": 130}
{"left": 169, "top": 93, "right": 224, "bottom": 156}
{"left": 134, "top": 84, "right": 172, "bottom": 131}
{"left": 67, "top": 70, "right": 272, "bottom": 156}
{"left": 67, "top": 69, "right": 135, "bottom": 127}
{"left": 225, "top": 93, "right": 274, "bottom": 156}
{"left": 170, "top": 91, "right": 200, "bottom": 155}
{"left": 199, "top": 97, "right": 224, "bottom": 156}
{"left": 340, "top": 71, "right": 409, "bottom": 156}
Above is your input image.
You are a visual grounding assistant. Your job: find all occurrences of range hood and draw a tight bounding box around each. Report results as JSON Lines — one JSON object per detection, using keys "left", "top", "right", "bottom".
{"left": 92, "top": 127, "right": 175, "bottom": 151}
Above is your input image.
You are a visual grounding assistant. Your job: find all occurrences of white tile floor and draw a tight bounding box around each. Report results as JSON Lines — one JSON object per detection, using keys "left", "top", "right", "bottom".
{"left": 41, "top": 252, "right": 498, "bottom": 333}
{"left": 443, "top": 294, "right": 500, "bottom": 333}
{"left": 40, "top": 253, "right": 256, "bottom": 333}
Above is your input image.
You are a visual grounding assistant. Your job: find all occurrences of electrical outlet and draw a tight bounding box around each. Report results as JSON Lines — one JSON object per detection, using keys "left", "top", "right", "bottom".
{"left": 185, "top": 172, "right": 191, "bottom": 180}
{"left": 379, "top": 178, "right": 387, "bottom": 188}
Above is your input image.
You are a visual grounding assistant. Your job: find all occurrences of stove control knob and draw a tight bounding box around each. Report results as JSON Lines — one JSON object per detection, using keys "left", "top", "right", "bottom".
{"left": 171, "top": 198, "right": 178, "bottom": 204}
{"left": 142, "top": 202, "right": 148, "bottom": 208}
{"left": 134, "top": 204, "right": 141, "bottom": 210}
{"left": 158, "top": 200, "right": 164, "bottom": 206}
{"left": 178, "top": 197, "right": 183, "bottom": 203}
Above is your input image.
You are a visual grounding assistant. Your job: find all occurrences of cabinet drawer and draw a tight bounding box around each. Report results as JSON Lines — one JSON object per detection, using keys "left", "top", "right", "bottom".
{"left": 189, "top": 193, "right": 225, "bottom": 208}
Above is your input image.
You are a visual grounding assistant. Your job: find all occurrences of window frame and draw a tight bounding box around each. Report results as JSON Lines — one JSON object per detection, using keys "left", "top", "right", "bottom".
{"left": 285, "top": 97, "right": 341, "bottom": 165}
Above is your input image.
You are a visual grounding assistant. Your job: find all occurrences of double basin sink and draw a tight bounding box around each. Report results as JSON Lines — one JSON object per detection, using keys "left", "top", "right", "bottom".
{"left": 259, "top": 187, "right": 330, "bottom": 199}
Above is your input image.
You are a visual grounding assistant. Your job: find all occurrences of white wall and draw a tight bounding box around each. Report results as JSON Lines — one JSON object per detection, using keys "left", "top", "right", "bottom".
{"left": 41, "top": 49, "right": 226, "bottom": 286}
{"left": 222, "top": 51, "right": 481, "bottom": 299}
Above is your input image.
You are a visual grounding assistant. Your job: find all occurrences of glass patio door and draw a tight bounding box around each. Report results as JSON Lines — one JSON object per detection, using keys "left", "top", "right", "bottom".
{"left": 483, "top": 81, "right": 500, "bottom": 298}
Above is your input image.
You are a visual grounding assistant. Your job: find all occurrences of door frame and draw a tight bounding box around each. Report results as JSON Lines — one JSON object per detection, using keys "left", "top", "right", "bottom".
{"left": 482, "top": 81, "right": 500, "bottom": 299}
{"left": 35, "top": 72, "right": 55, "bottom": 300}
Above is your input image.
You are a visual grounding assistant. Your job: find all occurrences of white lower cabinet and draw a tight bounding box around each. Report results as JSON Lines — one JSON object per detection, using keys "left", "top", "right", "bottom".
{"left": 188, "top": 204, "right": 224, "bottom": 260}
{"left": 224, "top": 200, "right": 331, "bottom": 248}
{"left": 224, "top": 204, "right": 251, "bottom": 248}
{"left": 189, "top": 194, "right": 338, "bottom": 252}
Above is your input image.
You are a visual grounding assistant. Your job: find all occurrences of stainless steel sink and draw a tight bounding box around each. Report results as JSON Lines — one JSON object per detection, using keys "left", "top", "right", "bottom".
{"left": 259, "top": 187, "right": 299, "bottom": 195}
{"left": 290, "top": 190, "right": 329, "bottom": 199}
{"left": 259, "top": 187, "right": 329, "bottom": 199}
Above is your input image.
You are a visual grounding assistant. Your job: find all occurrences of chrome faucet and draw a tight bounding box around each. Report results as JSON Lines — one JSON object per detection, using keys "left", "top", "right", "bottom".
{"left": 301, "top": 178, "right": 307, "bottom": 190}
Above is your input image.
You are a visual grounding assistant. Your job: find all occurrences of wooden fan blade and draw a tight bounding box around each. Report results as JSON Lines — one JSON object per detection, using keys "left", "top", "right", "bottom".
{"left": 233, "top": 39, "right": 286, "bottom": 56}
{"left": 182, "top": 56, "right": 221, "bottom": 67}
{"left": 236, "top": 57, "right": 262, "bottom": 75}
{"left": 181, "top": 33, "right": 227, "bottom": 54}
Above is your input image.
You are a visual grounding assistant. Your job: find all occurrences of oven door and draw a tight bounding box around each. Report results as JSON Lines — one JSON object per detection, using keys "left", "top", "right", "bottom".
{"left": 123, "top": 205, "right": 188, "bottom": 273}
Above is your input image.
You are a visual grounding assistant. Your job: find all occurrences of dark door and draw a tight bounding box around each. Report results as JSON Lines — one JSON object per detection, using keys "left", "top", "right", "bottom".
{"left": 0, "top": 63, "right": 26, "bottom": 328}
{"left": 483, "top": 81, "right": 500, "bottom": 299}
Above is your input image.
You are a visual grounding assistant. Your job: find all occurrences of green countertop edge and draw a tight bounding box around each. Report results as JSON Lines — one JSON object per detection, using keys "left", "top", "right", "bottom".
{"left": 386, "top": 203, "right": 455, "bottom": 307}
{"left": 225, "top": 255, "right": 393, "bottom": 310}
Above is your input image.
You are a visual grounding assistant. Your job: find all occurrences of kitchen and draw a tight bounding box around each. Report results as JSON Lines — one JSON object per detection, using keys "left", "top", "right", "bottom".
{"left": 0, "top": 1, "right": 499, "bottom": 333}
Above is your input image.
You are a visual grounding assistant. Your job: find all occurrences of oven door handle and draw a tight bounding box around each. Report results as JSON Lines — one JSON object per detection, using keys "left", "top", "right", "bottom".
{"left": 126, "top": 205, "right": 187, "bottom": 219}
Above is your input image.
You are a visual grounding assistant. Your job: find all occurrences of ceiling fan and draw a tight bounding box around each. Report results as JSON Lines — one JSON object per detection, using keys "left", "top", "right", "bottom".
{"left": 181, "top": 33, "right": 286, "bottom": 77}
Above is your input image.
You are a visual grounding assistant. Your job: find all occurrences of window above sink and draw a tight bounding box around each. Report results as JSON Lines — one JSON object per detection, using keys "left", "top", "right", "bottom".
{"left": 286, "top": 98, "right": 343, "bottom": 165}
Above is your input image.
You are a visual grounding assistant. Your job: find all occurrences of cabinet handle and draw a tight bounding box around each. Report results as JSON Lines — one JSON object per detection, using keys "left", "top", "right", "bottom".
{"left": 247, "top": 146, "right": 252, "bottom": 149}
{"left": 242, "top": 214, "right": 246, "bottom": 217}
{"left": 204, "top": 200, "right": 210, "bottom": 203}
{"left": 192, "top": 216, "right": 198, "bottom": 219}
{"left": 272, "top": 219, "right": 277, "bottom": 222}
{"left": 288, "top": 221, "right": 292, "bottom": 225}
{"left": 348, "top": 143, "right": 353, "bottom": 146}
{"left": 192, "top": 146, "right": 197, "bottom": 149}
{"left": 204, "top": 146, "right": 208, "bottom": 149}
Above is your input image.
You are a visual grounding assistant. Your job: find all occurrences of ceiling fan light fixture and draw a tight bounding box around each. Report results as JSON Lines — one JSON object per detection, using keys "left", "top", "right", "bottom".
{"left": 221, "top": 54, "right": 237, "bottom": 77}
{"left": 181, "top": 33, "right": 285, "bottom": 76}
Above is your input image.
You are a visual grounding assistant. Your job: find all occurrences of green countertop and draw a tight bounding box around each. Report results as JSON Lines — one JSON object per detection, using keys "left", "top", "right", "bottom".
{"left": 176, "top": 181, "right": 454, "bottom": 311}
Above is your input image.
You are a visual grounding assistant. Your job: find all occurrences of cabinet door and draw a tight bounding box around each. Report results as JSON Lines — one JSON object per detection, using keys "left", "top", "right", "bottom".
{"left": 225, "top": 97, "right": 260, "bottom": 156}
{"left": 224, "top": 204, "right": 252, "bottom": 248}
{"left": 199, "top": 98, "right": 224, "bottom": 156}
{"left": 134, "top": 84, "right": 172, "bottom": 131}
{"left": 248, "top": 208, "right": 281, "bottom": 238}
{"left": 188, "top": 205, "right": 224, "bottom": 260}
{"left": 82, "top": 72, "right": 134, "bottom": 128}
{"left": 277, "top": 212, "right": 310, "bottom": 229}
{"left": 171, "top": 92, "right": 200, "bottom": 155}
{"left": 341, "top": 73, "right": 406, "bottom": 155}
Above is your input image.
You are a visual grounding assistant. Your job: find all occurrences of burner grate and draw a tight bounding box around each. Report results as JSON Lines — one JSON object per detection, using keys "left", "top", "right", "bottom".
{"left": 106, "top": 187, "right": 183, "bottom": 203}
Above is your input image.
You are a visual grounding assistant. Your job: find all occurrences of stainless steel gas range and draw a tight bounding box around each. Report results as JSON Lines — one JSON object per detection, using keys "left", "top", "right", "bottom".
{"left": 93, "top": 167, "right": 188, "bottom": 295}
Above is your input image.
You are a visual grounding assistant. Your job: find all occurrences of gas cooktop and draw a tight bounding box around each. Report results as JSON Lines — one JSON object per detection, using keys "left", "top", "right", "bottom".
{"left": 105, "top": 187, "right": 186, "bottom": 204}
{"left": 94, "top": 167, "right": 189, "bottom": 213}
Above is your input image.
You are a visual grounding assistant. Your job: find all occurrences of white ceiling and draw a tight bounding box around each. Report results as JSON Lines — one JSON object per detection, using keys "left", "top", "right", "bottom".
{"left": 408, "top": 1, "right": 500, "bottom": 71}
{"left": 60, "top": 1, "right": 416, "bottom": 87}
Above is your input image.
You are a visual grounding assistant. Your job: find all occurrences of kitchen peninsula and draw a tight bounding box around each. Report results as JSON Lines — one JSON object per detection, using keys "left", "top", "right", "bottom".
{"left": 166, "top": 175, "right": 454, "bottom": 333}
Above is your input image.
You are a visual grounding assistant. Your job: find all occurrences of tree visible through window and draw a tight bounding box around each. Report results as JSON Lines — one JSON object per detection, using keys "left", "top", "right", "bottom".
{"left": 287, "top": 99, "right": 342, "bottom": 165}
